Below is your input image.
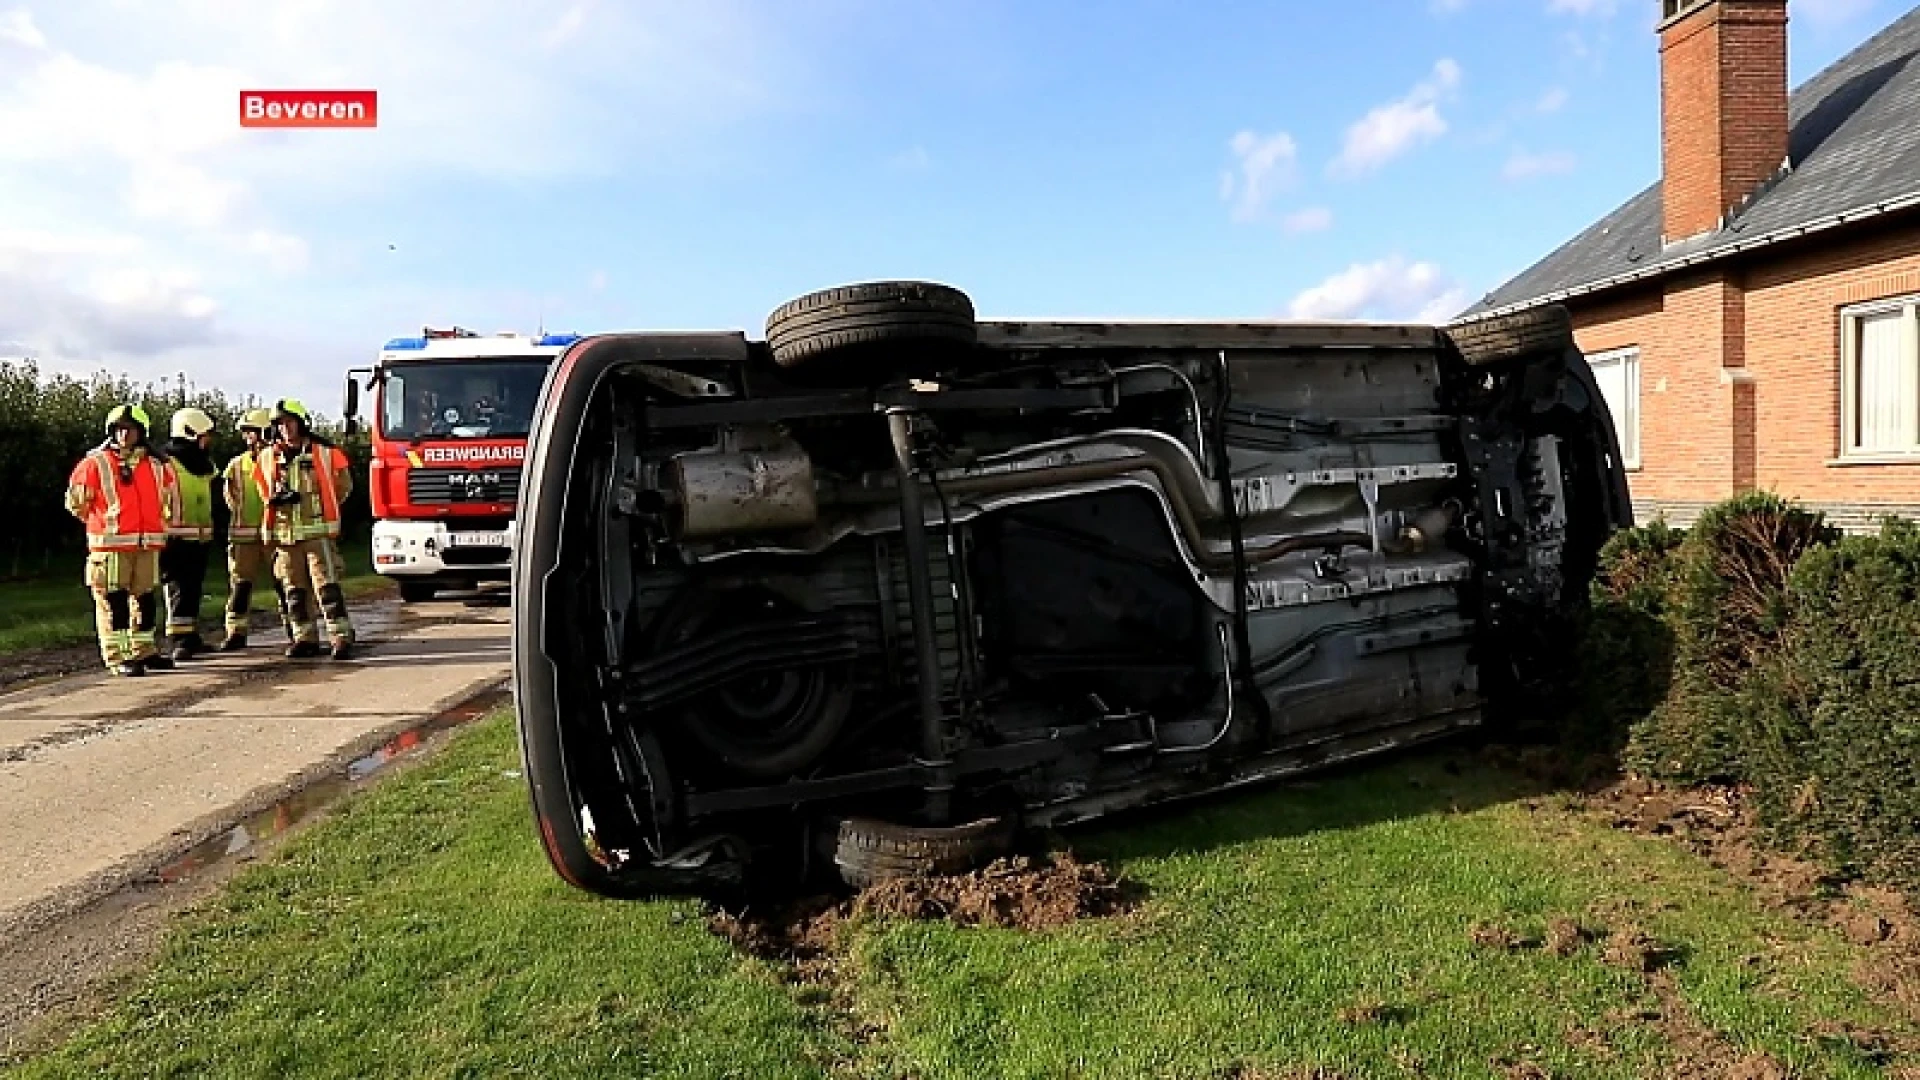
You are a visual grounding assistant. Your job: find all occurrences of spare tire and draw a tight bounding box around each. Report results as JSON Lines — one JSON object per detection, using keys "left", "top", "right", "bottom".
{"left": 832, "top": 815, "right": 1015, "bottom": 890}
{"left": 765, "top": 281, "right": 977, "bottom": 371}
{"left": 1446, "top": 305, "right": 1575, "bottom": 367}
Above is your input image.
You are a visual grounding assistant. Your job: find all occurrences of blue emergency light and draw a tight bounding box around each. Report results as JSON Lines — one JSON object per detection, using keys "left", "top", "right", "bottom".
{"left": 383, "top": 337, "right": 428, "bottom": 349}
{"left": 537, "top": 333, "right": 581, "bottom": 347}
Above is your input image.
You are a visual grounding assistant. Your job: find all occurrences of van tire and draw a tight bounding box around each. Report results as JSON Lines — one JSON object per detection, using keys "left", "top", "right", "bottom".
{"left": 832, "top": 815, "right": 1015, "bottom": 890}
{"left": 1446, "top": 305, "right": 1575, "bottom": 367}
{"left": 765, "top": 281, "right": 977, "bottom": 371}
{"left": 398, "top": 582, "right": 438, "bottom": 603}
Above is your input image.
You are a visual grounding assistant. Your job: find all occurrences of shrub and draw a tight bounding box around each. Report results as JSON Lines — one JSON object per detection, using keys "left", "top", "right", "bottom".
{"left": 1570, "top": 494, "right": 1920, "bottom": 894}
{"left": 1563, "top": 519, "right": 1683, "bottom": 755}
{"left": 1625, "top": 493, "right": 1835, "bottom": 784}
{"left": 1756, "top": 519, "right": 1920, "bottom": 889}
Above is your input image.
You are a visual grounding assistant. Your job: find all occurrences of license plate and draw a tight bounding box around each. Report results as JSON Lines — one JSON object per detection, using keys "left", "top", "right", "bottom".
{"left": 448, "top": 531, "right": 508, "bottom": 548}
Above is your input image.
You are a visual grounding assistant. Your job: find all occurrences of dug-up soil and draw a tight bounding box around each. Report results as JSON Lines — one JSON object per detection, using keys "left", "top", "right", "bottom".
{"left": 1484, "top": 742, "right": 1920, "bottom": 1015}
{"left": 1480, "top": 743, "right": 1920, "bottom": 1076}
{"left": 1575, "top": 771, "right": 1920, "bottom": 1027}
{"left": 1467, "top": 908, "right": 1903, "bottom": 1077}
{"left": 707, "top": 851, "right": 1137, "bottom": 973}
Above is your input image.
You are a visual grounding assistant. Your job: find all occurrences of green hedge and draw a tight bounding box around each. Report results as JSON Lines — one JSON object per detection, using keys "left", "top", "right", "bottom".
{"left": 1577, "top": 493, "right": 1920, "bottom": 892}
{"left": 0, "top": 360, "right": 370, "bottom": 578}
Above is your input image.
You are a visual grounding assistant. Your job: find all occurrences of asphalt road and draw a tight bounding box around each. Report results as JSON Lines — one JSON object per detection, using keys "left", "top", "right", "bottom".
{"left": 0, "top": 592, "right": 512, "bottom": 1046}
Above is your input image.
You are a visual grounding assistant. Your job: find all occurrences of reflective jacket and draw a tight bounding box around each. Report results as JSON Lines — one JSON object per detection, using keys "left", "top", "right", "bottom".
{"left": 163, "top": 437, "right": 221, "bottom": 542}
{"left": 257, "top": 438, "right": 353, "bottom": 543}
{"left": 222, "top": 449, "right": 268, "bottom": 542}
{"left": 65, "top": 445, "right": 178, "bottom": 552}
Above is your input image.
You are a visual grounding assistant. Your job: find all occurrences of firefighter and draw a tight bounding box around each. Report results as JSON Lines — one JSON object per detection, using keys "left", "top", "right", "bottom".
{"left": 218, "top": 408, "right": 294, "bottom": 651}
{"left": 158, "top": 407, "right": 226, "bottom": 661}
{"left": 260, "top": 399, "right": 357, "bottom": 660}
{"left": 64, "top": 404, "right": 181, "bottom": 676}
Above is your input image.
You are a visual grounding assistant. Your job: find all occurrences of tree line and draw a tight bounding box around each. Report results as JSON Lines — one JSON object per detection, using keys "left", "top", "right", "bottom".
{"left": 0, "top": 360, "right": 371, "bottom": 580}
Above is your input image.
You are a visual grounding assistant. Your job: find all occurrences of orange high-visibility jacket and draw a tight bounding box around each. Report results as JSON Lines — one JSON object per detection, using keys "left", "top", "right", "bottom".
{"left": 65, "top": 446, "right": 178, "bottom": 552}
{"left": 256, "top": 439, "right": 351, "bottom": 541}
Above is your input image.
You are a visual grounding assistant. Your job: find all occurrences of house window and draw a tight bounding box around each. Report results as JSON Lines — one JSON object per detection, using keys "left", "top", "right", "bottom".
{"left": 1587, "top": 346, "right": 1641, "bottom": 469}
{"left": 1840, "top": 295, "right": 1920, "bottom": 457}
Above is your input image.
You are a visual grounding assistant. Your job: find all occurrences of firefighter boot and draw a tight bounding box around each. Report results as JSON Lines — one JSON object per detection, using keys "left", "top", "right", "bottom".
{"left": 319, "top": 583, "right": 354, "bottom": 662}
{"left": 283, "top": 586, "right": 321, "bottom": 658}
{"left": 113, "top": 661, "right": 147, "bottom": 677}
{"left": 135, "top": 595, "right": 175, "bottom": 670}
{"left": 220, "top": 578, "right": 254, "bottom": 651}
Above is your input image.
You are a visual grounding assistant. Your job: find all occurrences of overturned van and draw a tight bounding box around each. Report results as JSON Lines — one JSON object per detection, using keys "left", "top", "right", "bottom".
{"left": 510, "top": 282, "right": 1633, "bottom": 899}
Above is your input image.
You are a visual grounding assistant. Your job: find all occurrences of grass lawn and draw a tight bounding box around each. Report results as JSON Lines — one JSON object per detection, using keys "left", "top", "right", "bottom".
{"left": 0, "top": 539, "right": 389, "bottom": 657}
{"left": 7, "top": 713, "right": 1915, "bottom": 1080}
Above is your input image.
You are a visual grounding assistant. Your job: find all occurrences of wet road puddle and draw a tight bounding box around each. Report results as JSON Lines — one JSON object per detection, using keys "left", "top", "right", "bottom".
{"left": 150, "top": 687, "right": 511, "bottom": 885}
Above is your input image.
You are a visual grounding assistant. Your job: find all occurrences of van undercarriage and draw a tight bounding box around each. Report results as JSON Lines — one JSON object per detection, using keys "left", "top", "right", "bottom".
{"left": 511, "top": 284, "right": 1632, "bottom": 899}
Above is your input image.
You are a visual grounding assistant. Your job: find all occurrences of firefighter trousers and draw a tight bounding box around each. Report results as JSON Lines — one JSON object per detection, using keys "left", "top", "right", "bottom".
{"left": 225, "top": 540, "right": 293, "bottom": 641}
{"left": 160, "top": 538, "right": 211, "bottom": 646}
{"left": 85, "top": 550, "right": 161, "bottom": 669}
{"left": 276, "top": 538, "right": 355, "bottom": 646}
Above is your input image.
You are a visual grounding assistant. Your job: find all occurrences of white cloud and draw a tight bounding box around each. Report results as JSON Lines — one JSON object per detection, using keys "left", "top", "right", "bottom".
{"left": 242, "top": 230, "right": 309, "bottom": 274}
{"left": 0, "top": 7, "right": 44, "bottom": 49}
{"left": 1287, "top": 256, "right": 1470, "bottom": 324}
{"left": 1329, "top": 59, "right": 1461, "bottom": 177}
{"left": 541, "top": 1, "right": 591, "bottom": 50}
{"left": 1502, "top": 148, "right": 1577, "bottom": 180}
{"left": 1535, "top": 86, "right": 1569, "bottom": 114}
{"left": 1281, "top": 206, "right": 1334, "bottom": 234}
{"left": 0, "top": 0, "right": 812, "bottom": 407}
{"left": 0, "top": 264, "right": 220, "bottom": 360}
{"left": 124, "top": 158, "right": 245, "bottom": 227}
{"left": 0, "top": 227, "right": 143, "bottom": 259}
{"left": 588, "top": 270, "right": 608, "bottom": 293}
{"left": 1220, "top": 129, "right": 1298, "bottom": 222}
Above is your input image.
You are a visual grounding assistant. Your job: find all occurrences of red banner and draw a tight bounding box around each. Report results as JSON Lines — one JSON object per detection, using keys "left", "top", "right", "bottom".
{"left": 239, "top": 90, "right": 377, "bottom": 129}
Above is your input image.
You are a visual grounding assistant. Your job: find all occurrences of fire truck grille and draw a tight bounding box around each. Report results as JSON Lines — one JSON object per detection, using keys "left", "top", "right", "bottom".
{"left": 407, "top": 467, "right": 524, "bottom": 505}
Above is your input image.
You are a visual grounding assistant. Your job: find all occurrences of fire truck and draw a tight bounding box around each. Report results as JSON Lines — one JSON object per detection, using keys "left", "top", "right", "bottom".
{"left": 343, "top": 326, "right": 578, "bottom": 601}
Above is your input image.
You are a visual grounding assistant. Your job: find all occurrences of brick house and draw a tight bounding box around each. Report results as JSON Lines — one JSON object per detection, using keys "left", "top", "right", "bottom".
{"left": 1455, "top": 0, "right": 1920, "bottom": 530}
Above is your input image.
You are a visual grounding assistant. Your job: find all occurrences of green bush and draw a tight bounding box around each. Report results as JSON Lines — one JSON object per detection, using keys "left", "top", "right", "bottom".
{"left": 0, "top": 360, "right": 370, "bottom": 578}
{"left": 1572, "top": 493, "right": 1920, "bottom": 893}
{"left": 1758, "top": 519, "right": 1920, "bottom": 889}
{"left": 1625, "top": 493, "right": 1835, "bottom": 783}
{"left": 1563, "top": 519, "right": 1682, "bottom": 755}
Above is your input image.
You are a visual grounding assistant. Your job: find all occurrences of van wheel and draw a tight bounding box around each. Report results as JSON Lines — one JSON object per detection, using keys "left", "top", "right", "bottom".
{"left": 832, "top": 815, "right": 1016, "bottom": 890}
{"left": 765, "top": 281, "right": 977, "bottom": 374}
{"left": 650, "top": 583, "right": 854, "bottom": 780}
{"left": 1446, "top": 305, "right": 1574, "bottom": 366}
{"left": 398, "top": 582, "right": 438, "bottom": 603}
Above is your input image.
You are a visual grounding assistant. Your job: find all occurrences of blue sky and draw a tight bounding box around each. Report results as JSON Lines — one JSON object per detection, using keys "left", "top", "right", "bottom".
{"left": 0, "top": 0, "right": 1903, "bottom": 412}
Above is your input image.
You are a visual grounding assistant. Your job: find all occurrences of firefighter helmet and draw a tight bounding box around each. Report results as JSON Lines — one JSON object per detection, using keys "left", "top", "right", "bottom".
{"left": 238, "top": 407, "right": 272, "bottom": 432}
{"left": 170, "top": 407, "right": 215, "bottom": 440}
{"left": 271, "top": 399, "right": 311, "bottom": 424}
{"left": 104, "top": 403, "right": 151, "bottom": 436}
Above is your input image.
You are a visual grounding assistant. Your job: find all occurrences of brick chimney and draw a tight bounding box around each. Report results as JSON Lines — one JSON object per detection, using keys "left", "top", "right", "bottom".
{"left": 1658, "top": 0, "right": 1790, "bottom": 244}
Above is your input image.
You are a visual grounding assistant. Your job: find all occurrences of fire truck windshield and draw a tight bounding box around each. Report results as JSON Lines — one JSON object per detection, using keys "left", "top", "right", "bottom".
{"left": 379, "top": 358, "right": 552, "bottom": 440}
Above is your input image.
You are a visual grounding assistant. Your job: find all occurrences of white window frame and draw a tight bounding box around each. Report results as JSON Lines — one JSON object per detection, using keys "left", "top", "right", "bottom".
{"left": 1838, "top": 293, "right": 1920, "bottom": 462}
{"left": 1587, "top": 346, "right": 1642, "bottom": 470}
